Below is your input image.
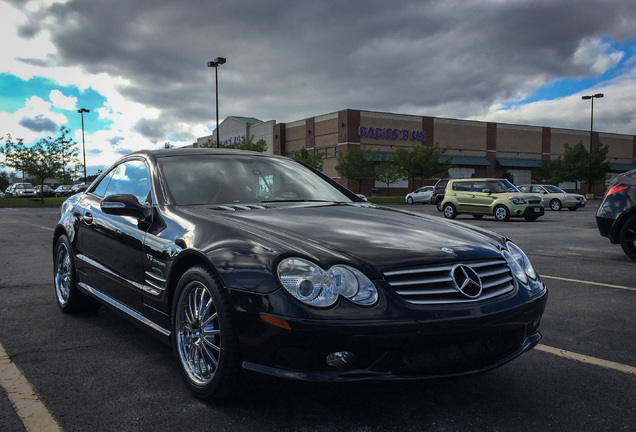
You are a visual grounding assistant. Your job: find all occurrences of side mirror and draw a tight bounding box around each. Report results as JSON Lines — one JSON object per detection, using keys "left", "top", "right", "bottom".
{"left": 101, "top": 194, "right": 150, "bottom": 219}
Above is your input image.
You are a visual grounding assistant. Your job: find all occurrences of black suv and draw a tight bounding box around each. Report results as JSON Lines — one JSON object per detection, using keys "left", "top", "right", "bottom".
{"left": 596, "top": 169, "right": 636, "bottom": 262}
{"left": 432, "top": 178, "right": 450, "bottom": 211}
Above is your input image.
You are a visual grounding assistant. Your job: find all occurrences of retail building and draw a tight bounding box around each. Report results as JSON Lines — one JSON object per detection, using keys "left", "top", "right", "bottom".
{"left": 197, "top": 109, "right": 636, "bottom": 196}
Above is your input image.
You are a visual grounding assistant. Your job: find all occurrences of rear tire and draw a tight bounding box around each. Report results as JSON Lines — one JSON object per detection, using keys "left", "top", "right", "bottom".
{"left": 436, "top": 199, "right": 443, "bottom": 211}
{"left": 619, "top": 215, "right": 636, "bottom": 262}
{"left": 443, "top": 203, "right": 457, "bottom": 219}
{"left": 172, "top": 266, "right": 242, "bottom": 400}
{"left": 54, "top": 235, "right": 100, "bottom": 313}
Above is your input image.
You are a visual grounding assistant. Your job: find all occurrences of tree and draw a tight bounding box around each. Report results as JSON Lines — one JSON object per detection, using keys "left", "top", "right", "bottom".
{"left": 392, "top": 143, "right": 449, "bottom": 186}
{"left": 375, "top": 163, "right": 404, "bottom": 188}
{"left": 292, "top": 148, "right": 324, "bottom": 171}
{"left": 200, "top": 135, "right": 268, "bottom": 152}
{"left": 0, "top": 171, "right": 9, "bottom": 192}
{"left": 543, "top": 141, "right": 610, "bottom": 190}
{"left": 335, "top": 147, "right": 377, "bottom": 192}
{"left": 1, "top": 127, "right": 75, "bottom": 202}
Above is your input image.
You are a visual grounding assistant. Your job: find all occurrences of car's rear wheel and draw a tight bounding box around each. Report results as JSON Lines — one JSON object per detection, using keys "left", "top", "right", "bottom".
{"left": 172, "top": 266, "right": 241, "bottom": 400}
{"left": 494, "top": 205, "right": 510, "bottom": 221}
{"left": 550, "top": 199, "right": 562, "bottom": 211}
{"left": 436, "top": 199, "right": 443, "bottom": 211}
{"left": 619, "top": 215, "right": 636, "bottom": 262}
{"left": 443, "top": 203, "right": 457, "bottom": 219}
{"left": 54, "top": 235, "right": 100, "bottom": 313}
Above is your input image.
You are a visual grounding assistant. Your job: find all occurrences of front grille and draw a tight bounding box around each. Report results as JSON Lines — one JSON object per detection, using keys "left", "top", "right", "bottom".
{"left": 384, "top": 259, "right": 515, "bottom": 305}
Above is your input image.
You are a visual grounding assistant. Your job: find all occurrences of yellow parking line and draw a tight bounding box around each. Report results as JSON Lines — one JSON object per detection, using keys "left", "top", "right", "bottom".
{"left": 0, "top": 343, "right": 62, "bottom": 432}
{"left": 536, "top": 344, "right": 636, "bottom": 376}
{"left": 541, "top": 275, "right": 636, "bottom": 291}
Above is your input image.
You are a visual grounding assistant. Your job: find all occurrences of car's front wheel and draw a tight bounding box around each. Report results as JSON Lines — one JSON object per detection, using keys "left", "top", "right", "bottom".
{"left": 407, "top": 197, "right": 414, "bottom": 204}
{"left": 54, "top": 235, "right": 100, "bottom": 313}
{"left": 619, "top": 215, "right": 636, "bottom": 262}
{"left": 494, "top": 205, "right": 510, "bottom": 221}
{"left": 172, "top": 266, "right": 242, "bottom": 400}
{"left": 443, "top": 203, "right": 457, "bottom": 219}
{"left": 550, "top": 199, "right": 562, "bottom": 211}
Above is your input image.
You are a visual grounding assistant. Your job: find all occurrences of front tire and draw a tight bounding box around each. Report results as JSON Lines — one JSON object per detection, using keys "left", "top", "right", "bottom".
{"left": 619, "top": 215, "right": 636, "bottom": 262}
{"left": 172, "top": 266, "right": 242, "bottom": 400}
{"left": 494, "top": 205, "right": 510, "bottom": 221}
{"left": 407, "top": 197, "right": 414, "bottom": 204}
{"left": 550, "top": 199, "right": 562, "bottom": 211}
{"left": 54, "top": 235, "right": 100, "bottom": 313}
{"left": 443, "top": 203, "right": 457, "bottom": 219}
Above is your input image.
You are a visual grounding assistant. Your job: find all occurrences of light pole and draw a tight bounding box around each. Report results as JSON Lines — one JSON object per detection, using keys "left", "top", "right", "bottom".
{"left": 581, "top": 93, "right": 604, "bottom": 195}
{"left": 77, "top": 108, "right": 90, "bottom": 183}
{"left": 207, "top": 57, "right": 226, "bottom": 148}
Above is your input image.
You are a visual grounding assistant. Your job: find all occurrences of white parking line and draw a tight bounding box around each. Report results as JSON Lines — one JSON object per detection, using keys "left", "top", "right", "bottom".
{"left": 541, "top": 275, "right": 636, "bottom": 291}
{"left": 536, "top": 344, "right": 636, "bottom": 376}
{"left": 0, "top": 343, "right": 62, "bottom": 432}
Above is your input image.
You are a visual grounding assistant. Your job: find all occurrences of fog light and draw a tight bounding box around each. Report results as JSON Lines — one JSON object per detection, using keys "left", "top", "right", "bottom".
{"left": 326, "top": 351, "right": 356, "bottom": 368}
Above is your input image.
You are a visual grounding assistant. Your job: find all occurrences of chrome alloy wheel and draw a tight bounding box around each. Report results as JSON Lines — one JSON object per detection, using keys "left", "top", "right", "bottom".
{"left": 55, "top": 241, "right": 72, "bottom": 306}
{"left": 176, "top": 281, "right": 222, "bottom": 386}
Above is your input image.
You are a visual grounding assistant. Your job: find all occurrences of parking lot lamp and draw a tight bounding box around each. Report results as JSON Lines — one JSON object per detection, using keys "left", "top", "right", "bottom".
{"left": 581, "top": 93, "right": 604, "bottom": 195}
{"left": 77, "top": 108, "right": 90, "bottom": 183}
{"left": 207, "top": 57, "right": 227, "bottom": 148}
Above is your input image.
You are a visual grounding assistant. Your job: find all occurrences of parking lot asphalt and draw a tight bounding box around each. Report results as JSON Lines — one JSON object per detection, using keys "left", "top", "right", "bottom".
{"left": 0, "top": 205, "right": 634, "bottom": 432}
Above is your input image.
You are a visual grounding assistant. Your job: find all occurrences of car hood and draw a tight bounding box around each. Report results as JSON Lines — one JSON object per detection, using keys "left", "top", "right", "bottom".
{"left": 183, "top": 203, "right": 507, "bottom": 273}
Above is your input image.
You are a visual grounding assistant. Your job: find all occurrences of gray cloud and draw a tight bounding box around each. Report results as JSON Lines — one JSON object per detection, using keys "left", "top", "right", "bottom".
{"left": 15, "top": 0, "right": 636, "bottom": 140}
{"left": 18, "top": 115, "right": 58, "bottom": 133}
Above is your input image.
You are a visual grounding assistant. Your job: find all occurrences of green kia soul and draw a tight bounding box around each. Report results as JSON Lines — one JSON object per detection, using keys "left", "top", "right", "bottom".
{"left": 441, "top": 178, "right": 545, "bottom": 221}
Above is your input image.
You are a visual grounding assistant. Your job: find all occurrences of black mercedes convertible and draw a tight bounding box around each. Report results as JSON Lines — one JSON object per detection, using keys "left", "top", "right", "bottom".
{"left": 53, "top": 148, "right": 547, "bottom": 400}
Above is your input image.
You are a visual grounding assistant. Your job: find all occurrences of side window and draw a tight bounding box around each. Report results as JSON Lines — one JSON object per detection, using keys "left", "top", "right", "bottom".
{"left": 99, "top": 160, "right": 151, "bottom": 205}
{"left": 453, "top": 181, "right": 471, "bottom": 192}
{"left": 532, "top": 186, "right": 543, "bottom": 194}
{"left": 518, "top": 186, "right": 529, "bottom": 193}
{"left": 92, "top": 170, "right": 116, "bottom": 197}
{"left": 472, "top": 181, "right": 488, "bottom": 192}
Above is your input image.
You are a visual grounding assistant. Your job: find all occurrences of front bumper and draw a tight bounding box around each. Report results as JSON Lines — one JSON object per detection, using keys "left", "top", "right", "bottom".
{"left": 232, "top": 289, "right": 548, "bottom": 382}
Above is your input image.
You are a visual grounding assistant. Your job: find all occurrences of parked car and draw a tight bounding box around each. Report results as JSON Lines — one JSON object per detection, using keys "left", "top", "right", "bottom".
{"left": 53, "top": 149, "right": 547, "bottom": 400}
{"left": 517, "top": 184, "right": 586, "bottom": 211}
{"left": 442, "top": 178, "right": 545, "bottom": 221}
{"left": 35, "top": 185, "right": 56, "bottom": 198}
{"left": 596, "top": 168, "right": 636, "bottom": 262}
{"left": 405, "top": 186, "right": 434, "bottom": 204}
{"left": 432, "top": 178, "right": 450, "bottom": 211}
{"left": 54, "top": 185, "right": 73, "bottom": 197}
{"left": 11, "top": 182, "right": 37, "bottom": 198}
{"left": 69, "top": 183, "right": 88, "bottom": 195}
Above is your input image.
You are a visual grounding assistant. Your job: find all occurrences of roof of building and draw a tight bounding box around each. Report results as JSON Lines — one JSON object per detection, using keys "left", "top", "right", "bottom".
{"left": 228, "top": 116, "right": 263, "bottom": 125}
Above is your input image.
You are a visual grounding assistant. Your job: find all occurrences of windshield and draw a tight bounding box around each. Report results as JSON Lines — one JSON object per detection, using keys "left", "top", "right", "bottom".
{"left": 488, "top": 179, "right": 519, "bottom": 193}
{"left": 159, "top": 154, "right": 353, "bottom": 206}
{"left": 544, "top": 185, "right": 565, "bottom": 193}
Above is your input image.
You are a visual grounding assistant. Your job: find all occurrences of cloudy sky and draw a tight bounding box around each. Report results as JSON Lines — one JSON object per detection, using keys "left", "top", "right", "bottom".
{"left": 1, "top": 0, "right": 635, "bottom": 175}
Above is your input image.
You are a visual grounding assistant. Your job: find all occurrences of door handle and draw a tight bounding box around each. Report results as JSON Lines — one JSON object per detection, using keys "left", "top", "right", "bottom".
{"left": 82, "top": 212, "right": 93, "bottom": 225}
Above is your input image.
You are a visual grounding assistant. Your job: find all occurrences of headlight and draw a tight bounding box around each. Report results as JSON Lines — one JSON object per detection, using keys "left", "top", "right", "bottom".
{"left": 508, "top": 196, "right": 526, "bottom": 204}
{"left": 277, "top": 258, "right": 378, "bottom": 308}
{"left": 502, "top": 241, "right": 537, "bottom": 285}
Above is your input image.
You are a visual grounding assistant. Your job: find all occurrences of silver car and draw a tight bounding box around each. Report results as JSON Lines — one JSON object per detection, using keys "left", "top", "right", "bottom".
{"left": 11, "top": 182, "right": 37, "bottom": 198}
{"left": 517, "top": 184, "right": 586, "bottom": 211}
{"left": 405, "top": 186, "right": 434, "bottom": 204}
